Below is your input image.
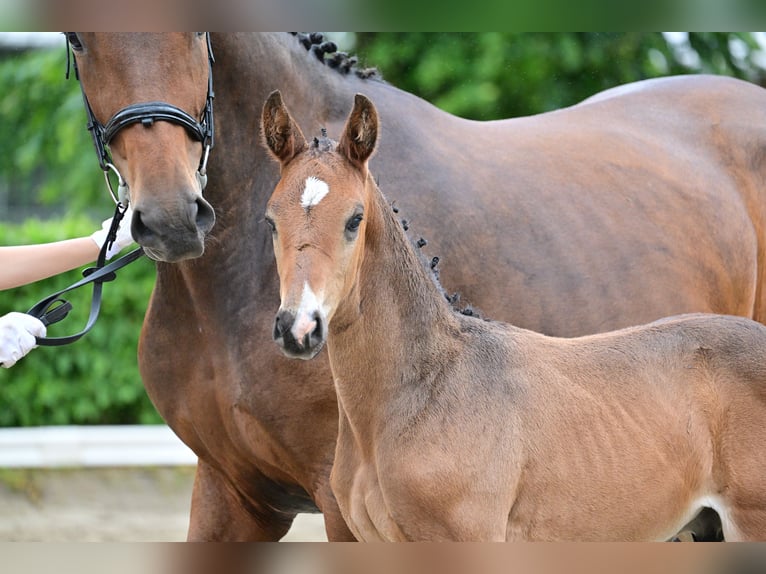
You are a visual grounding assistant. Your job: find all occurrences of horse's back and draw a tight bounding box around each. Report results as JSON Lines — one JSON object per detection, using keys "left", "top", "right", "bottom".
{"left": 363, "top": 74, "right": 766, "bottom": 336}
{"left": 543, "top": 313, "right": 766, "bottom": 409}
{"left": 644, "top": 313, "right": 766, "bottom": 396}
{"left": 578, "top": 73, "right": 764, "bottom": 107}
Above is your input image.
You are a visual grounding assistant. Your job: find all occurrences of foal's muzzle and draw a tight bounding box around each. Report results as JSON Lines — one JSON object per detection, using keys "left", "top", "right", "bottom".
{"left": 273, "top": 308, "right": 325, "bottom": 360}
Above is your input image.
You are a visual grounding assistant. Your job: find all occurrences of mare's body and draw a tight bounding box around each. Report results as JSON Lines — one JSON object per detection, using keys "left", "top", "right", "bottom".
{"left": 69, "top": 33, "right": 766, "bottom": 539}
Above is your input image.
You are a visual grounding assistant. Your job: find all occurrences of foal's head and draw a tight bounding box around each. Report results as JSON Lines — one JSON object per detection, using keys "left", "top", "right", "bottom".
{"left": 262, "top": 91, "right": 379, "bottom": 359}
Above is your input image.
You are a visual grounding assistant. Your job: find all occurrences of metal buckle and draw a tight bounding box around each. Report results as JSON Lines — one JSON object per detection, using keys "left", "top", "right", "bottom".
{"left": 103, "top": 162, "right": 129, "bottom": 205}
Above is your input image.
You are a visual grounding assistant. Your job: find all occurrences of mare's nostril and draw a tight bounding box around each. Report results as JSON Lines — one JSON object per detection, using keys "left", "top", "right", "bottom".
{"left": 195, "top": 197, "right": 216, "bottom": 233}
{"left": 131, "top": 209, "right": 154, "bottom": 241}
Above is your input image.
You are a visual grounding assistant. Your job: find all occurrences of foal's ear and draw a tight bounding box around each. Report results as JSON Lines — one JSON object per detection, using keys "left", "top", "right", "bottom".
{"left": 261, "top": 90, "right": 307, "bottom": 166}
{"left": 338, "top": 94, "right": 379, "bottom": 170}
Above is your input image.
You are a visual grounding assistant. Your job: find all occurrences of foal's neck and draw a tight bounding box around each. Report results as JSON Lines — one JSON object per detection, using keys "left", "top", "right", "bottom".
{"left": 328, "top": 177, "right": 462, "bottom": 432}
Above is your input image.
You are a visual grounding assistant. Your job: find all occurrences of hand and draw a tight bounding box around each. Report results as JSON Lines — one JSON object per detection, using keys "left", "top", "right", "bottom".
{"left": 90, "top": 205, "right": 136, "bottom": 260}
{"left": 0, "top": 312, "right": 46, "bottom": 368}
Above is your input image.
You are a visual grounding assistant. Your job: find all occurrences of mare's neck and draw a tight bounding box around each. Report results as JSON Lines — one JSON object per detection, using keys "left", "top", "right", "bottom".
{"left": 203, "top": 33, "right": 360, "bottom": 237}
{"left": 328, "top": 178, "right": 461, "bottom": 439}
{"left": 162, "top": 34, "right": 353, "bottom": 290}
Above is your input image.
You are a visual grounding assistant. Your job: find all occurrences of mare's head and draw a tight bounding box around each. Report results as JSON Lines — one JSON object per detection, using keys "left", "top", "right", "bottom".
{"left": 262, "top": 91, "right": 379, "bottom": 359}
{"left": 67, "top": 33, "right": 216, "bottom": 261}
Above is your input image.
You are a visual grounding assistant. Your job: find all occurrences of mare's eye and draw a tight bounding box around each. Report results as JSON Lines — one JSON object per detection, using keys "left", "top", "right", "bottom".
{"left": 345, "top": 213, "right": 363, "bottom": 237}
{"left": 264, "top": 217, "right": 276, "bottom": 234}
{"left": 65, "top": 33, "right": 83, "bottom": 51}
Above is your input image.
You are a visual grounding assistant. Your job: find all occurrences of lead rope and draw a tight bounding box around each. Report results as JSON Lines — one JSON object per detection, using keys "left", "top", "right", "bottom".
{"left": 24, "top": 35, "right": 150, "bottom": 346}
{"left": 27, "top": 202, "right": 145, "bottom": 346}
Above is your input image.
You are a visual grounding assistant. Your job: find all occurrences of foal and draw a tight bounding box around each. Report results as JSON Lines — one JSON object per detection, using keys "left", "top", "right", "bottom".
{"left": 261, "top": 90, "right": 766, "bottom": 541}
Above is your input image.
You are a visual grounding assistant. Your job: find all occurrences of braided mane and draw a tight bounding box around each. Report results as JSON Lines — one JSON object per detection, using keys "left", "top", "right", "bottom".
{"left": 291, "top": 32, "right": 381, "bottom": 80}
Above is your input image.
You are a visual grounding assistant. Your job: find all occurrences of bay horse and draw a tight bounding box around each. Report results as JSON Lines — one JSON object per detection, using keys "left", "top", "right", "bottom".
{"left": 66, "top": 33, "right": 766, "bottom": 540}
{"left": 262, "top": 90, "right": 766, "bottom": 541}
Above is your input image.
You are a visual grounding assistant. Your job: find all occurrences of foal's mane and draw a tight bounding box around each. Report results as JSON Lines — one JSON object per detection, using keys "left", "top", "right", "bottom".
{"left": 290, "top": 33, "right": 382, "bottom": 81}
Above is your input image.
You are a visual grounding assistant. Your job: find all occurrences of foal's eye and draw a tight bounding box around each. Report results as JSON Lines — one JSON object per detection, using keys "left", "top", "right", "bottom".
{"left": 345, "top": 214, "right": 363, "bottom": 235}
{"left": 264, "top": 217, "right": 276, "bottom": 234}
{"left": 65, "top": 33, "right": 83, "bottom": 51}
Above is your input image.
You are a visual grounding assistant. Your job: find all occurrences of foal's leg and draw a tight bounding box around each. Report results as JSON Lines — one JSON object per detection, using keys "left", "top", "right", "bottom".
{"left": 726, "top": 506, "right": 766, "bottom": 542}
{"left": 187, "top": 459, "right": 296, "bottom": 541}
{"left": 718, "top": 401, "right": 766, "bottom": 541}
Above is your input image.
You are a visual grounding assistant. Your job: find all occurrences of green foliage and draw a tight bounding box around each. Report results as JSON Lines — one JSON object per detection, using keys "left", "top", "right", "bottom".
{"left": 353, "top": 33, "right": 766, "bottom": 120}
{"left": 0, "top": 216, "right": 161, "bottom": 427}
{"left": 0, "top": 42, "right": 102, "bottom": 213}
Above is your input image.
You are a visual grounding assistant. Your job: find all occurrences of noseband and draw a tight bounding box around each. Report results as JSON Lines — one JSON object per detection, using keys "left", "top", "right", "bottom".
{"left": 65, "top": 33, "right": 215, "bottom": 204}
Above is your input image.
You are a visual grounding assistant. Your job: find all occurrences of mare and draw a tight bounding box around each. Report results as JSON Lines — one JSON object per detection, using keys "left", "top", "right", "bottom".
{"left": 66, "top": 33, "right": 766, "bottom": 540}
{"left": 262, "top": 90, "right": 766, "bottom": 541}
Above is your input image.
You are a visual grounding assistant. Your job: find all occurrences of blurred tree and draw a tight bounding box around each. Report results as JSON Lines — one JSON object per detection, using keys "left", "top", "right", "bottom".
{"left": 0, "top": 41, "right": 102, "bottom": 218}
{"left": 352, "top": 33, "right": 766, "bottom": 120}
{"left": 0, "top": 217, "right": 160, "bottom": 427}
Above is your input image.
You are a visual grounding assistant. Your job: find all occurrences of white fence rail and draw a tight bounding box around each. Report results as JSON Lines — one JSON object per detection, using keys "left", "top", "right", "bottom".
{"left": 0, "top": 425, "right": 197, "bottom": 468}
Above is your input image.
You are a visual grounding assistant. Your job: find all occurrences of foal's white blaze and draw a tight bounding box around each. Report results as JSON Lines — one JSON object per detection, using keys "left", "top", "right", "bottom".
{"left": 290, "top": 282, "right": 326, "bottom": 341}
{"left": 301, "top": 176, "right": 330, "bottom": 209}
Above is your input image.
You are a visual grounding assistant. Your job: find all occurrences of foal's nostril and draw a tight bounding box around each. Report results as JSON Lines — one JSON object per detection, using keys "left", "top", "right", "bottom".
{"left": 273, "top": 314, "right": 286, "bottom": 341}
{"left": 273, "top": 310, "right": 294, "bottom": 343}
{"left": 309, "top": 312, "right": 323, "bottom": 344}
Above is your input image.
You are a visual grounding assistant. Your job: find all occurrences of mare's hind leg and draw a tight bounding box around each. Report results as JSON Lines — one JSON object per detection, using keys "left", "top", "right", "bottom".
{"left": 187, "top": 459, "right": 296, "bottom": 541}
{"left": 315, "top": 481, "right": 357, "bottom": 541}
{"left": 321, "top": 505, "right": 357, "bottom": 541}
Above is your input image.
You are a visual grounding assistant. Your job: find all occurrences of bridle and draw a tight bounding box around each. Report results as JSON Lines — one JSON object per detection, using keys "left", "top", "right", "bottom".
{"left": 26, "top": 34, "right": 216, "bottom": 346}
{"left": 65, "top": 32, "right": 215, "bottom": 204}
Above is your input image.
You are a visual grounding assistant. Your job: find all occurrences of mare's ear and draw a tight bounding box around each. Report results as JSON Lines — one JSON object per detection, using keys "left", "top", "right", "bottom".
{"left": 338, "top": 94, "right": 379, "bottom": 170}
{"left": 261, "top": 90, "right": 307, "bottom": 166}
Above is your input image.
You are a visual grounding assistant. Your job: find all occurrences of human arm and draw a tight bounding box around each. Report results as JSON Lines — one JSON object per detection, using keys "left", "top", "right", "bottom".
{"left": 0, "top": 207, "right": 135, "bottom": 291}
{"left": 0, "top": 238, "right": 100, "bottom": 290}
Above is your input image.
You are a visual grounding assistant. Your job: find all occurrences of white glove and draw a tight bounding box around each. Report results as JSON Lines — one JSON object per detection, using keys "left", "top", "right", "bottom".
{"left": 90, "top": 205, "right": 135, "bottom": 260}
{"left": 0, "top": 312, "right": 46, "bottom": 368}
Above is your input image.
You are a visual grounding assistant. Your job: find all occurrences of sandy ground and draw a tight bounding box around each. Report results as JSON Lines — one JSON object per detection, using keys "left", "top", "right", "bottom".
{"left": 0, "top": 467, "right": 327, "bottom": 542}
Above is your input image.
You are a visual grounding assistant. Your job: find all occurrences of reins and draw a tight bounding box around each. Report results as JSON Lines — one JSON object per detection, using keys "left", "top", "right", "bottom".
{"left": 27, "top": 202, "right": 145, "bottom": 346}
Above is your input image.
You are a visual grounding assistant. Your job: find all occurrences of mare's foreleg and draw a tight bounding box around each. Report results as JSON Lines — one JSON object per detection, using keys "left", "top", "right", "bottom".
{"left": 186, "top": 459, "right": 296, "bottom": 541}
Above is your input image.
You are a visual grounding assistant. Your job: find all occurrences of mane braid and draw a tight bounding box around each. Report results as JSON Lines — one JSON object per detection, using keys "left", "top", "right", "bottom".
{"left": 381, "top": 189, "right": 486, "bottom": 321}
{"left": 311, "top": 130, "right": 335, "bottom": 153}
{"left": 290, "top": 32, "right": 382, "bottom": 81}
